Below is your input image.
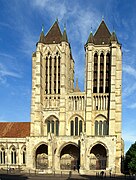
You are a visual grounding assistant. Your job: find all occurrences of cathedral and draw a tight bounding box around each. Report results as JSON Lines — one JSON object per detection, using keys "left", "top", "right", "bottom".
{"left": 0, "top": 19, "right": 124, "bottom": 174}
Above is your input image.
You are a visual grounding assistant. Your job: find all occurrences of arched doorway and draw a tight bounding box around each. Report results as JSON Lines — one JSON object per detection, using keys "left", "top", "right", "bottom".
{"left": 90, "top": 144, "right": 107, "bottom": 170}
{"left": 35, "top": 144, "right": 48, "bottom": 169}
{"left": 60, "top": 144, "right": 80, "bottom": 170}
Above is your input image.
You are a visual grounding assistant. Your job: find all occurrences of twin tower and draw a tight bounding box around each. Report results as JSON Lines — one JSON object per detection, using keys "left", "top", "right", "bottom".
{"left": 29, "top": 20, "right": 123, "bottom": 174}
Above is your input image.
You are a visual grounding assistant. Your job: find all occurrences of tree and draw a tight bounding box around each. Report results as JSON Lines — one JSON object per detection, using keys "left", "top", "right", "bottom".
{"left": 124, "top": 141, "right": 136, "bottom": 174}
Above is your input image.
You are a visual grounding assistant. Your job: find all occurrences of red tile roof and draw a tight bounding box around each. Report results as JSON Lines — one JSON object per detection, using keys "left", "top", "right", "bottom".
{"left": 0, "top": 122, "right": 30, "bottom": 138}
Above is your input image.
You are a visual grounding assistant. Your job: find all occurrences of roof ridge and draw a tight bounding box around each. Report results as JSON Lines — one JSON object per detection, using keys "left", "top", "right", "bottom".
{"left": 0, "top": 122, "right": 30, "bottom": 123}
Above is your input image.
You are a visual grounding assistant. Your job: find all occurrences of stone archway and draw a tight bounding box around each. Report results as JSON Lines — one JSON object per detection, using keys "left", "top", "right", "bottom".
{"left": 35, "top": 144, "right": 48, "bottom": 169}
{"left": 60, "top": 144, "right": 80, "bottom": 170}
{"left": 90, "top": 144, "right": 107, "bottom": 170}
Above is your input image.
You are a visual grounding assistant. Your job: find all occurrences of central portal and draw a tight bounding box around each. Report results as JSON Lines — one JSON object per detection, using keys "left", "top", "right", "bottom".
{"left": 60, "top": 144, "right": 80, "bottom": 170}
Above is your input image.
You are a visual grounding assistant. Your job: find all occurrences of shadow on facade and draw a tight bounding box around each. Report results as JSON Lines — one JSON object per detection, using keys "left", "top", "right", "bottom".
{"left": 0, "top": 174, "right": 28, "bottom": 180}
{"left": 68, "top": 174, "right": 134, "bottom": 180}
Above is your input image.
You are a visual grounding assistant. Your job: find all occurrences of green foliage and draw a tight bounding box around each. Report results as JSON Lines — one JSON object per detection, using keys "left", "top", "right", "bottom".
{"left": 124, "top": 141, "right": 136, "bottom": 174}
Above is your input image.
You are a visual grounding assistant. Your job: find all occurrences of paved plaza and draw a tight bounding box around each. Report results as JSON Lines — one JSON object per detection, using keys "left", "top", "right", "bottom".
{"left": 0, "top": 173, "right": 135, "bottom": 180}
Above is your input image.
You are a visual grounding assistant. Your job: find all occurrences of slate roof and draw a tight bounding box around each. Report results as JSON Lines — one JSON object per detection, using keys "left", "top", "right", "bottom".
{"left": 44, "top": 21, "right": 62, "bottom": 44}
{"left": 62, "top": 28, "right": 68, "bottom": 43}
{"left": 110, "top": 31, "right": 118, "bottom": 42}
{"left": 93, "top": 20, "right": 111, "bottom": 45}
{"left": 39, "top": 31, "right": 45, "bottom": 43}
{"left": 87, "top": 32, "right": 94, "bottom": 43}
{"left": 0, "top": 122, "right": 30, "bottom": 138}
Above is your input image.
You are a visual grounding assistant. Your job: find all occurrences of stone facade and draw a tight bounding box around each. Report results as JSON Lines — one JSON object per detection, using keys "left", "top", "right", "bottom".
{"left": 0, "top": 20, "right": 124, "bottom": 174}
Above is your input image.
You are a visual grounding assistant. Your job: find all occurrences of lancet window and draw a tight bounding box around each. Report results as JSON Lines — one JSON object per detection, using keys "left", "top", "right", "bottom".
{"left": 93, "top": 53, "right": 98, "bottom": 93}
{"left": 22, "top": 146, "right": 26, "bottom": 164}
{"left": 95, "top": 119, "right": 108, "bottom": 136}
{"left": 11, "top": 147, "right": 16, "bottom": 164}
{"left": 46, "top": 116, "right": 59, "bottom": 136}
{"left": 0, "top": 147, "right": 5, "bottom": 164}
{"left": 45, "top": 52, "right": 61, "bottom": 94}
{"left": 70, "top": 117, "right": 83, "bottom": 136}
{"left": 99, "top": 53, "right": 104, "bottom": 93}
{"left": 93, "top": 52, "right": 111, "bottom": 94}
{"left": 105, "top": 53, "right": 110, "bottom": 93}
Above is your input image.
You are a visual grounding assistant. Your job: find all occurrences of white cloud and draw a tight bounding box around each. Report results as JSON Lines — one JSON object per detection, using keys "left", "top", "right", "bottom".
{"left": 122, "top": 64, "right": 136, "bottom": 98}
{"left": 0, "top": 52, "right": 15, "bottom": 59}
{"left": 122, "top": 47, "right": 130, "bottom": 53}
{"left": 0, "top": 63, "right": 21, "bottom": 84}
{"left": 123, "top": 82, "right": 136, "bottom": 97}
{"left": 19, "top": 31, "right": 37, "bottom": 55}
{"left": 32, "top": 0, "right": 67, "bottom": 21}
{"left": 123, "top": 64, "right": 136, "bottom": 78}
{"left": 122, "top": 122, "right": 136, "bottom": 152}
{"left": 128, "top": 102, "right": 136, "bottom": 109}
{"left": 123, "top": 132, "right": 136, "bottom": 143}
{"left": 32, "top": 0, "right": 49, "bottom": 7}
{"left": 0, "top": 22, "right": 13, "bottom": 29}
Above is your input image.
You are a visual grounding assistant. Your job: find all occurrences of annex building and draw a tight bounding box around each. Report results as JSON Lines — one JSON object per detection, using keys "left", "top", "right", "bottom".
{"left": 0, "top": 20, "right": 124, "bottom": 174}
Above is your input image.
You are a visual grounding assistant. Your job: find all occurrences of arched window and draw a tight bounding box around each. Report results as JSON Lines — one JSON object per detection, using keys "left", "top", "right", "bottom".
{"left": 70, "top": 120, "right": 74, "bottom": 136}
{"left": 79, "top": 120, "right": 82, "bottom": 135}
{"left": 45, "top": 52, "right": 61, "bottom": 95}
{"left": 51, "top": 120, "right": 54, "bottom": 133}
{"left": 58, "top": 56, "right": 61, "bottom": 94}
{"left": 93, "top": 53, "right": 98, "bottom": 93}
{"left": 49, "top": 56, "right": 52, "bottom": 94}
{"left": 94, "top": 116, "right": 109, "bottom": 136}
{"left": 103, "top": 120, "right": 108, "bottom": 135}
{"left": 100, "top": 53, "right": 104, "bottom": 93}
{"left": 54, "top": 56, "right": 57, "bottom": 93}
{"left": 75, "top": 117, "right": 78, "bottom": 136}
{"left": 70, "top": 117, "right": 83, "bottom": 136}
{"left": 106, "top": 53, "right": 110, "bottom": 93}
{"left": 0, "top": 147, "right": 5, "bottom": 164}
{"left": 100, "top": 53, "right": 104, "bottom": 63}
{"left": 45, "top": 57, "right": 48, "bottom": 94}
{"left": 46, "top": 116, "right": 59, "bottom": 136}
{"left": 22, "top": 147, "right": 26, "bottom": 164}
{"left": 99, "top": 121, "right": 102, "bottom": 135}
{"left": 95, "top": 121, "right": 98, "bottom": 135}
{"left": 56, "top": 120, "right": 59, "bottom": 136}
{"left": 75, "top": 100, "right": 77, "bottom": 110}
{"left": 47, "top": 120, "right": 50, "bottom": 133}
{"left": 11, "top": 147, "right": 16, "bottom": 164}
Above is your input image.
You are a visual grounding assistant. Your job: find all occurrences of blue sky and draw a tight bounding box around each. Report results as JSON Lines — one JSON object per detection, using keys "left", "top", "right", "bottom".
{"left": 0, "top": 0, "right": 136, "bottom": 153}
